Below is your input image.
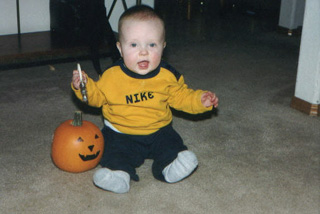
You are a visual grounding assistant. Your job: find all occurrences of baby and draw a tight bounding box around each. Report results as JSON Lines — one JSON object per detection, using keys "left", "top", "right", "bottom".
{"left": 72, "top": 5, "right": 218, "bottom": 193}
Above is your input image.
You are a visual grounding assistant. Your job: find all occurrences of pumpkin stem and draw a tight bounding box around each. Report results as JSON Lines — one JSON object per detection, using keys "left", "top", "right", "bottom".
{"left": 72, "top": 111, "right": 83, "bottom": 126}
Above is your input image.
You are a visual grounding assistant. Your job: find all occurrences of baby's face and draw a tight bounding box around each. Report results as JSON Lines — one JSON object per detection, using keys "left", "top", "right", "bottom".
{"left": 117, "top": 18, "right": 166, "bottom": 75}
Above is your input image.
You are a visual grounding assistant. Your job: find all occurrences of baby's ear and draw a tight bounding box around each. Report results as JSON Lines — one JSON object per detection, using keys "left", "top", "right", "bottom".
{"left": 163, "top": 42, "right": 167, "bottom": 48}
{"left": 116, "top": 42, "right": 122, "bottom": 56}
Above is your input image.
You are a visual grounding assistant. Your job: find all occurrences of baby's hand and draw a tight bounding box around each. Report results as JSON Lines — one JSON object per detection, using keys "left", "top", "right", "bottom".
{"left": 72, "top": 70, "right": 87, "bottom": 90}
{"left": 201, "top": 91, "right": 219, "bottom": 108}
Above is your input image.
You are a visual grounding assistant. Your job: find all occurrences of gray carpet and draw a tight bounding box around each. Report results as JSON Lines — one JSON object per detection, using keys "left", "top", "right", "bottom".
{"left": 1, "top": 4, "right": 319, "bottom": 214}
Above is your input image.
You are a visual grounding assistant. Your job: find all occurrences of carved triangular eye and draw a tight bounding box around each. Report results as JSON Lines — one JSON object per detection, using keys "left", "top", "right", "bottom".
{"left": 95, "top": 134, "right": 99, "bottom": 139}
{"left": 77, "top": 137, "right": 84, "bottom": 142}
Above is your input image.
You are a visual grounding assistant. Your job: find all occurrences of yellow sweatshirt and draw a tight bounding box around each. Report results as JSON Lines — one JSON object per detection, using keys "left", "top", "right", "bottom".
{"left": 73, "top": 60, "right": 212, "bottom": 135}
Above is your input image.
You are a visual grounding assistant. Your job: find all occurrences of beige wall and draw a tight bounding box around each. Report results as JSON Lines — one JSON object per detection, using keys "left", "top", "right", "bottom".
{"left": 0, "top": 0, "right": 50, "bottom": 36}
{"left": 294, "top": 0, "right": 320, "bottom": 105}
{"left": 278, "top": 0, "right": 305, "bottom": 30}
{"left": 0, "top": 0, "right": 154, "bottom": 36}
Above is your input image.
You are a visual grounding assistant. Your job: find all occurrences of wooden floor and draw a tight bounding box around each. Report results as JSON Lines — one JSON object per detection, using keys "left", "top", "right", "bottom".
{"left": 0, "top": 31, "right": 112, "bottom": 70}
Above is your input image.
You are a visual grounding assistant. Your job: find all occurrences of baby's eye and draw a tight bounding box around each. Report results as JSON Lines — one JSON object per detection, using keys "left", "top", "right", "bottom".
{"left": 130, "top": 43, "right": 137, "bottom": 47}
{"left": 149, "top": 43, "right": 156, "bottom": 47}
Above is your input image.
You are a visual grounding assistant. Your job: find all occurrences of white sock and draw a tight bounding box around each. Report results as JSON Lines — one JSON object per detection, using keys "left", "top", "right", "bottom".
{"left": 162, "top": 150, "right": 198, "bottom": 183}
{"left": 93, "top": 168, "right": 130, "bottom": 194}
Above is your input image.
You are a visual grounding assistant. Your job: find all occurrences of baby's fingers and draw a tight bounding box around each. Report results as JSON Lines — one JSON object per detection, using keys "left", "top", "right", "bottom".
{"left": 212, "top": 95, "right": 219, "bottom": 108}
{"left": 72, "top": 70, "right": 81, "bottom": 89}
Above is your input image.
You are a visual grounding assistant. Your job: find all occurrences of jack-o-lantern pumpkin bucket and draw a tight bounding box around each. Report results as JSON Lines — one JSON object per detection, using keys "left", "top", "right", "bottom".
{"left": 52, "top": 111, "right": 104, "bottom": 173}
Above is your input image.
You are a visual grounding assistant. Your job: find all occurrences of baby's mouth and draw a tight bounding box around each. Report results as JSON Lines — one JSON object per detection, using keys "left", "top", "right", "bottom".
{"left": 138, "top": 60, "right": 149, "bottom": 69}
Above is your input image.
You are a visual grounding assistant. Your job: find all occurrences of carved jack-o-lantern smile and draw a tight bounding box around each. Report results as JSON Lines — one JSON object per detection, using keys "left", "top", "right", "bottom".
{"left": 77, "top": 136, "right": 101, "bottom": 161}
{"left": 51, "top": 112, "right": 104, "bottom": 173}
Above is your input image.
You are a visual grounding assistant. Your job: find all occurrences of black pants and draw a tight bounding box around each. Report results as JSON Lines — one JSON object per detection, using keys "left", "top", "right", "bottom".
{"left": 100, "top": 124, "right": 188, "bottom": 182}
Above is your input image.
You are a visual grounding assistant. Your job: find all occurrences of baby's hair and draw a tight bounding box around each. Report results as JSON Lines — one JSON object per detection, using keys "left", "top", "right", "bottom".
{"left": 118, "top": 5, "right": 165, "bottom": 41}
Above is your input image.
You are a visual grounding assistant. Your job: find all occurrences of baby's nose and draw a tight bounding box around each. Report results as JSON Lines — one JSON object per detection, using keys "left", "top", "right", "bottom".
{"left": 139, "top": 47, "right": 148, "bottom": 55}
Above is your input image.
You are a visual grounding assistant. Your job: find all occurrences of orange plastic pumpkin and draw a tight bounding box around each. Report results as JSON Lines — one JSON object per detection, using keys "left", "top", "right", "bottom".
{"left": 52, "top": 111, "right": 104, "bottom": 173}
